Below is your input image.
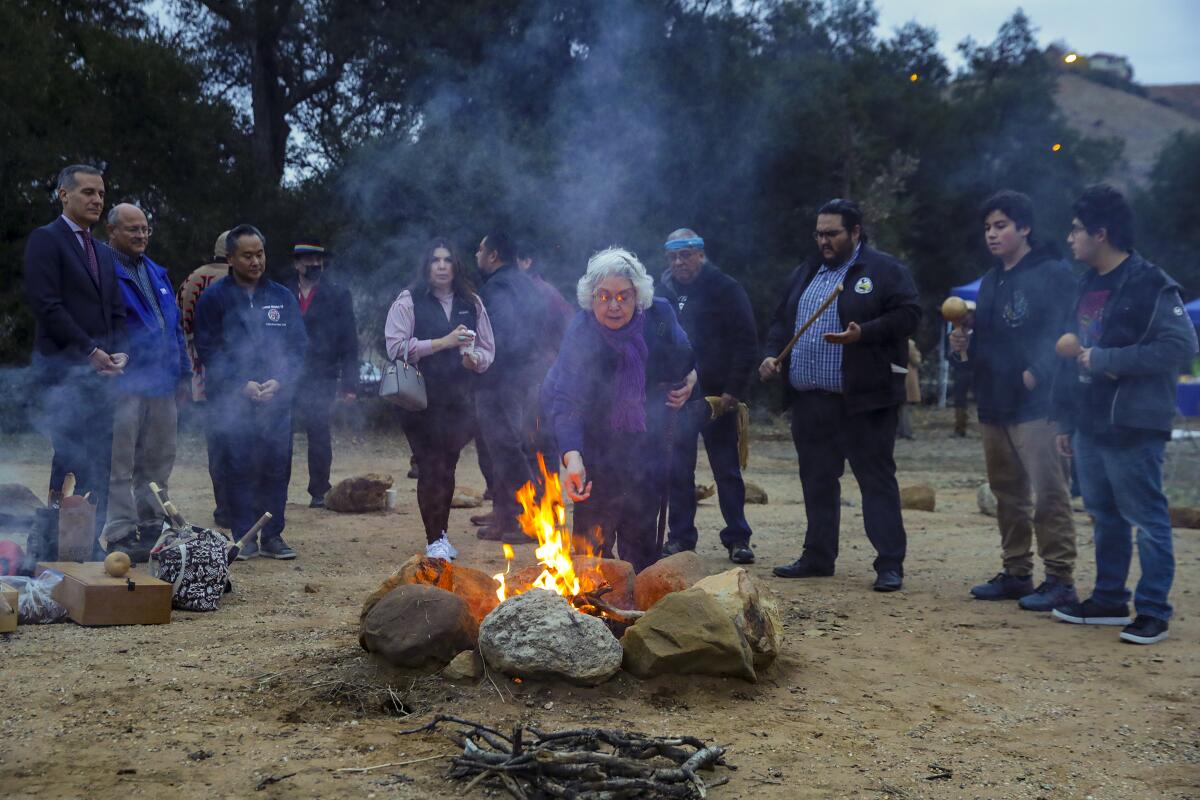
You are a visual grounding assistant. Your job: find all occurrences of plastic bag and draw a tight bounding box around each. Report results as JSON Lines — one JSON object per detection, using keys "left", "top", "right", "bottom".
{"left": 4, "top": 571, "right": 68, "bottom": 624}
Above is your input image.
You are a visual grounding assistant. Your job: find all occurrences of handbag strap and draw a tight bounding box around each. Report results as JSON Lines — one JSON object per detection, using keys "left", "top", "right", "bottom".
{"left": 170, "top": 542, "right": 188, "bottom": 596}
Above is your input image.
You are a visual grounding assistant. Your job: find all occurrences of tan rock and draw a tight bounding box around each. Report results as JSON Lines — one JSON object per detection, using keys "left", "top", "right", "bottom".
{"left": 692, "top": 568, "right": 782, "bottom": 670}
{"left": 451, "top": 564, "right": 502, "bottom": 624}
{"left": 360, "top": 556, "right": 453, "bottom": 622}
{"left": 1170, "top": 506, "right": 1200, "bottom": 530}
{"left": 575, "top": 556, "right": 636, "bottom": 610}
{"left": 634, "top": 550, "right": 706, "bottom": 610}
{"left": 442, "top": 650, "right": 483, "bottom": 682}
{"left": 621, "top": 588, "right": 756, "bottom": 681}
{"left": 451, "top": 487, "right": 484, "bottom": 509}
{"left": 695, "top": 484, "right": 715, "bottom": 502}
{"left": 324, "top": 473, "right": 394, "bottom": 513}
{"left": 504, "top": 564, "right": 547, "bottom": 595}
{"left": 900, "top": 485, "right": 936, "bottom": 512}
{"left": 744, "top": 481, "right": 768, "bottom": 505}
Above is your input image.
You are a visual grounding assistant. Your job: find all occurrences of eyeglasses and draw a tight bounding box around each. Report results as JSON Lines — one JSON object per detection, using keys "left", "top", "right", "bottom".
{"left": 813, "top": 229, "right": 846, "bottom": 242}
{"left": 593, "top": 290, "right": 636, "bottom": 307}
{"left": 122, "top": 226, "right": 153, "bottom": 237}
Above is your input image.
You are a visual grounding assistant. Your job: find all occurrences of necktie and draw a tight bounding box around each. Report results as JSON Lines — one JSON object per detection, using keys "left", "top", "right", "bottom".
{"left": 76, "top": 228, "right": 100, "bottom": 286}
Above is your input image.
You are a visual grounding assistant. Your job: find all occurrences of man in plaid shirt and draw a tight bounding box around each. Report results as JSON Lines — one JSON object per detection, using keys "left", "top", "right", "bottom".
{"left": 761, "top": 199, "right": 921, "bottom": 592}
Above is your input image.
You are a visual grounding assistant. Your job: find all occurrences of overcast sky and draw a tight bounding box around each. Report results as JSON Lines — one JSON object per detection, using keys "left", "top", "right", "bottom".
{"left": 873, "top": 1, "right": 1200, "bottom": 85}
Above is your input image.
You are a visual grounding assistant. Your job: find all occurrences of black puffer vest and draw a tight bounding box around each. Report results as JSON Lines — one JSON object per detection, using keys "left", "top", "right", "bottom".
{"left": 411, "top": 290, "right": 478, "bottom": 404}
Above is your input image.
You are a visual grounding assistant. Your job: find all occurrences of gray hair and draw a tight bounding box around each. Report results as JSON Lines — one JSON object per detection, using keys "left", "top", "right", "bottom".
{"left": 56, "top": 164, "right": 103, "bottom": 193}
{"left": 576, "top": 247, "right": 655, "bottom": 312}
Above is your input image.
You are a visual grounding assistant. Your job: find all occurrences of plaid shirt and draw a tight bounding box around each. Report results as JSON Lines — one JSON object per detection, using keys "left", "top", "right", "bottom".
{"left": 789, "top": 245, "right": 860, "bottom": 393}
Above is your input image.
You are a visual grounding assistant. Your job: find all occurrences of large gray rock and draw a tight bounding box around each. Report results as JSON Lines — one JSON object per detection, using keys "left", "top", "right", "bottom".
{"left": 325, "top": 473, "right": 394, "bottom": 513}
{"left": 621, "top": 588, "right": 756, "bottom": 682}
{"left": 692, "top": 568, "right": 782, "bottom": 670}
{"left": 360, "top": 584, "right": 478, "bottom": 670}
{"left": 479, "top": 589, "right": 622, "bottom": 685}
{"left": 977, "top": 483, "right": 998, "bottom": 517}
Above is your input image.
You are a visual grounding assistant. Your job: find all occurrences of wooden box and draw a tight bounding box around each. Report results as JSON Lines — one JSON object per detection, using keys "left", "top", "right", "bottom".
{"left": 37, "top": 562, "right": 171, "bottom": 626}
{"left": 0, "top": 581, "right": 17, "bottom": 633}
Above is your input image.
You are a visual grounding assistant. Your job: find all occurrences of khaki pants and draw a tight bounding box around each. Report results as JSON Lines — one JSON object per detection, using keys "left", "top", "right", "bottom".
{"left": 981, "top": 419, "right": 1076, "bottom": 578}
{"left": 103, "top": 394, "right": 178, "bottom": 544}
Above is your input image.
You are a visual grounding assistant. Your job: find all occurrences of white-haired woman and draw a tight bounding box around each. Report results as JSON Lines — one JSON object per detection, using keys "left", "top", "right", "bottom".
{"left": 541, "top": 248, "right": 697, "bottom": 571}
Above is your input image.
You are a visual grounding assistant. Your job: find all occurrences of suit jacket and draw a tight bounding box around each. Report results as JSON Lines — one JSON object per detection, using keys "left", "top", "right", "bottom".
{"left": 23, "top": 217, "right": 125, "bottom": 371}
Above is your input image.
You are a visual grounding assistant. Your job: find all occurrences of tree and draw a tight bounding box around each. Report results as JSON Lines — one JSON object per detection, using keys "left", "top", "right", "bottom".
{"left": 1137, "top": 131, "right": 1200, "bottom": 295}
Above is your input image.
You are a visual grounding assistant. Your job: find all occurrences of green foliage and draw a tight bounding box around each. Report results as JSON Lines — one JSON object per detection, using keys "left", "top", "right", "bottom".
{"left": 1137, "top": 131, "right": 1200, "bottom": 295}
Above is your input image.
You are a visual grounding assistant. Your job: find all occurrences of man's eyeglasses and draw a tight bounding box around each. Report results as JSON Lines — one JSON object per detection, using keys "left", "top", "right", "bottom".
{"left": 122, "top": 226, "right": 152, "bottom": 237}
{"left": 593, "top": 290, "right": 636, "bottom": 307}
{"left": 813, "top": 229, "right": 845, "bottom": 242}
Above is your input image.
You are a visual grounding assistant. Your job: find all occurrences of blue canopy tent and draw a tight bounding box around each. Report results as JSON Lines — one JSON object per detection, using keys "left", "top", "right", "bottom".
{"left": 1186, "top": 298, "right": 1200, "bottom": 326}
{"left": 950, "top": 278, "right": 982, "bottom": 303}
{"left": 936, "top": 278, "right": 983, "bottom": 406}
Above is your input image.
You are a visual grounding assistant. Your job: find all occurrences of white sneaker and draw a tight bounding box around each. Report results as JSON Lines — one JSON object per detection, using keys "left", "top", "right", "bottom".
{"left": 425, "top": 533, "right": 457, "bottom": 561}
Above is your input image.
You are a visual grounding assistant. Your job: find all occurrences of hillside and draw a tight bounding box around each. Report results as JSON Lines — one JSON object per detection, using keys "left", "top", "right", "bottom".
{"left": 1055, "top": 72, "right": 1200, "bottom": 187}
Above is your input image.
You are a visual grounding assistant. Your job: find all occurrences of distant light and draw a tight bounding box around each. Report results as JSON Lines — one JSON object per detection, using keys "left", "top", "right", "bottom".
{"left": 1052, "top": 143, "right": 1063, "bottom": 152}
{"left": 909, "top": 73, "right": 919, "bottom": 82}
{"left": 1064, "top": 53, "right": 1079, "bottom": 64}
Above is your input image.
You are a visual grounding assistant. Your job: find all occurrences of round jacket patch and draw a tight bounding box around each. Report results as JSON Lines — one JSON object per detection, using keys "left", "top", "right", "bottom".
{"left": 267, "top": 308, "right": 281, "bottom": 322}
{"left": 1174, "top": 305, "right": 1184, "bottom": 316}
{"left": 854, "top": 277, "right": 873, "bottom": 294}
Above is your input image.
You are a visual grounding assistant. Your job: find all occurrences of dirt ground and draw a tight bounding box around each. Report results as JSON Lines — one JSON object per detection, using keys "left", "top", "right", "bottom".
{"left": 1, "top": 405, "right": 1197, "bottom": 800}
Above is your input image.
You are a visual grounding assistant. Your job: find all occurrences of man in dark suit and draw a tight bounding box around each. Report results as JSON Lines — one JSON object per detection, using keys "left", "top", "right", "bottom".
{"left": 760, "top": 199, "right": 921, "bottom": 592}
{"left": 23, "top": 164, "right": 127, "bottom": 551}
{"left": 287, "top": 238, "right": 358, "bottom": 508}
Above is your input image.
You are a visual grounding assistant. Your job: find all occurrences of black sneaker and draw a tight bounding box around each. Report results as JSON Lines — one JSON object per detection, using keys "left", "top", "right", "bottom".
{"left": 259, "top": 536, "right": 296, "bottom": 560}
{"left": 1120, "top": 615, "right": 1169, "bottom": 645}
{"left": 772, "top": 559, "right": 834, "bottom": 579}
{"left": 236, "top": 538, "right": 259, "bottom": 560}
{"left": 970, "top": 571, "right": 1033, "bottom": 600}
{"left": 1052, "top": 598, "right": 1132, "bottom": 626}
{"left": 309, "top": 496, "right": 325, "bottom": 509}
{"left": 728, "top": 543, "right": 755, "bottom": 565}
{"left": 662, "top": 540, "right": 694, "bottom": 557}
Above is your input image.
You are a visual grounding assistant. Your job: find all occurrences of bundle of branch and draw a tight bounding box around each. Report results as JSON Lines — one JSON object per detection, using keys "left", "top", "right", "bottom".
{"left": 400, "top": 715, "right": 731, "bottom": 799}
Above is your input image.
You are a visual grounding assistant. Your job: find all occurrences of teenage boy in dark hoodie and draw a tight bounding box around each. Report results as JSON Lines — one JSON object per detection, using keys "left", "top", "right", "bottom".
{"left": 1050, "top": 185, "right": 1197, "bottom": 645}
{"left": 950, "top": 191, "right": 1079, "bottom": 611}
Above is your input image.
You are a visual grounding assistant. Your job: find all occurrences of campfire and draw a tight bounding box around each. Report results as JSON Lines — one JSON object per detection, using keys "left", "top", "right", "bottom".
{"left": 493, "top": 455, "right": 640, "bottom": 623}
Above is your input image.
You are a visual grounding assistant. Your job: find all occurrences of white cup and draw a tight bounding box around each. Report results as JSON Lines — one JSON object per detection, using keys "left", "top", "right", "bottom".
{"left": 385, "top": 488, "right": 397, "bottom": 510}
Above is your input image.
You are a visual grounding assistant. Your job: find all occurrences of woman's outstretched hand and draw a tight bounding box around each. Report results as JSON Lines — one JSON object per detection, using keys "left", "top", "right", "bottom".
{"left": 563, "top": 451, "right": 592, "bottom": 501}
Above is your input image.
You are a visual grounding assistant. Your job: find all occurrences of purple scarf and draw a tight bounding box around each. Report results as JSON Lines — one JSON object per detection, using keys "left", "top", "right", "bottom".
{"left": 595, "top": 310, "right": 649, "bottom": 432}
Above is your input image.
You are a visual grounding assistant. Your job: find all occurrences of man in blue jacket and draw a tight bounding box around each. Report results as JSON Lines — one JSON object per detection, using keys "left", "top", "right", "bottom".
{"left": 100, "top": 204, "right": 192, "bottom": 561}
{"left": 22, "top": 164, "right": 127, "bottom": 555}
{"left": 760, "top": 199, "right": 921, "bottom": 593}
{"left": 194, "top": 225, "right": 307, "bottom": 559}
{"left": 1050, "top": 185, "right": 1198, "bottom": 645}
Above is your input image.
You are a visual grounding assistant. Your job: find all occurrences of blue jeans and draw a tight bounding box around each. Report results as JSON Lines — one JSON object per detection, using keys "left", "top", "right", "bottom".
{"left": 1073, "top": 432, "right": 1174, "bottom": 620}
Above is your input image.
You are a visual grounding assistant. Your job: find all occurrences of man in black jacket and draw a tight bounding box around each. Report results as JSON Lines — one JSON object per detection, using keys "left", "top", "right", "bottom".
{"left": 760, "top": 199, "right": 920, "bottom": 592}
{"left": 288, "top": 239, "right": 358, "bottom": 509}
{"left": 23, "top": 164, "right": 127, "bottom": 552}
{"left": 656, "top": 228, "right": 757, "bottom": 564}
{"left": 1049, "top": 185, "right": 1197, "bottom": 645}
{"left": 194, "top": 225, "right": 307, "bottom": 560}
{"left": 951, "top": 191, "right": 1079, "bottom": 611}
{"left": 473, "top": 232, "right": 546, "bottom": 542}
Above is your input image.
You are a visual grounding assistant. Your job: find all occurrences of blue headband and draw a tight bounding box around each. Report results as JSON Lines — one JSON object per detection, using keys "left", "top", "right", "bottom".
{"left": 664, "top": 237, "right": 704, "bottom": 251}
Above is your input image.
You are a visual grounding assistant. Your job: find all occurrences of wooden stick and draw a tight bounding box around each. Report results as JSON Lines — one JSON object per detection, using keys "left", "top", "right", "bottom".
{"left": 147, "top": 481, "right": 187, "bottom": 528}
{"left": 226, "top": 512, "right": 273, "bottom": 563}
{"left": 776, "top": 283, "right": 843, "bottom": 362}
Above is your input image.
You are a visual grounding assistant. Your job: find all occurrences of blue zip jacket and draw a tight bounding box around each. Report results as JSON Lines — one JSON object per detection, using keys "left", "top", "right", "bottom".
{"left": 193, "top": 275, "right": 308, "bottom": 402}
{"left": 1051, "top": 252, "right": 1198, "bottom": 437}
{"left": 105, "top": 247, "right": 191, "bottom": 397}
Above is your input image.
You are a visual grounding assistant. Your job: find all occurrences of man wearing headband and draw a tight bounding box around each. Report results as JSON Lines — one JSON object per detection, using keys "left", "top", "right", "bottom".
{"left": 760, "top": 199, "right": 921, "bottom": 593}
{"left": 655, "top": 229, "right": 758, "bottom": 564}
{"left": 289, "top": 238, "right": 359, "bottom": 509}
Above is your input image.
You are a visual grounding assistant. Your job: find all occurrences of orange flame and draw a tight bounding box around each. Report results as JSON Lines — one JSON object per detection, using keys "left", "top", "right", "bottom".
{"left": 493, "top": 544, "right": 515, "bottom": 602}
{"left": 495, "top": 453, "right": 582, "bottom": 602}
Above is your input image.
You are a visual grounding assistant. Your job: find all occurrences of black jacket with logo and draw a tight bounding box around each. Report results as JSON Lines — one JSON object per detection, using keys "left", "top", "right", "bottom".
{"left": 193, "top": 276, "right": 308, "bottom": 402}
{"left": 764, "top": 245, "right": 921, "bottom": 415}
{"left": 964, "top": 243, "right": 1076, "bottom": 425}
{"left": 656, "top": 263, "right": 758, "bottom": 401}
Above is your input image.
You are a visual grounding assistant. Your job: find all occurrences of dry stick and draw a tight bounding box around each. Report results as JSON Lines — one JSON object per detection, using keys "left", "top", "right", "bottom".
{"left": 226, "top": 511, "right": 273, "bottom": 564}
{"left": 774, "top": 283, "right": 844, "bottom": 363}
{"left": 335, "top": 753, "right": 448, "bottom": 773}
